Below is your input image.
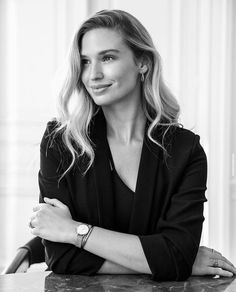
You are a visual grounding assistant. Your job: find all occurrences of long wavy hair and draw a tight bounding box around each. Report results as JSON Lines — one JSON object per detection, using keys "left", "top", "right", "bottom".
{"left": 54, "top": 9, "right": 181, "bottom": 177}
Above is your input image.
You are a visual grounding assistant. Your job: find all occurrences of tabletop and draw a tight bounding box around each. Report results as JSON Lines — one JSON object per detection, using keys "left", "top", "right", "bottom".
{"left": 0, "top": 271, "right": 236, "bottom": 292}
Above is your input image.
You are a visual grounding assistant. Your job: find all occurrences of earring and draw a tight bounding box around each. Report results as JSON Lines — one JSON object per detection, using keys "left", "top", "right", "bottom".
{"left": 141, "top": 72, "right": 145, "bottom": 82}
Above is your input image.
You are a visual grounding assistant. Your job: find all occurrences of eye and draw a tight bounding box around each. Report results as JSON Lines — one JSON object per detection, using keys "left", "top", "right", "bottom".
{"left": 102, "top": 55, "right": 115, "bottom": 62}
{"left": 81, "top": 58, "right": 90, "bottom": 66}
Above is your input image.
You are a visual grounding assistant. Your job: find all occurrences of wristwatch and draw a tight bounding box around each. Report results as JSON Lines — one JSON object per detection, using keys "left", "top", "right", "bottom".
{"left": 75, "top": 223, "right": 93, "bottom": 248}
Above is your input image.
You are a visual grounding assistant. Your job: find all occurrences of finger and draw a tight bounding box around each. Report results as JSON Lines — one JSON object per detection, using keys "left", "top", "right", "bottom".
{"left": 30, "top": 217, "right": 38, "bottom": 228}
{"left": 31, "top": 227, "right": 40, "bottom": 236}
{"left": 33, "top": 205, "right": 40, "bottom": 212}
{"left": 28, "top": 220, "right": 34, "bottom": 229}
{"left": 213, "top": 250, "right": 222, "bottom": 256}
{"left": 210, "top": 248, "right": 222, "bottom": 256}
{"left": 207, "top": 246, "right": 236, "bottom": 268}
{"left": 211, "top": 253, "right": 236, "bottom": 269}
{"left": 214, "top": 259, "right": 236, "bottom": 275}
{"left": 201, "top": 246, "right": 221, "bottom": 256}
{"left": 33, "top": 203, "right": 46, "bottom": 212}
{"left": 220, "top": 256, "right": 235, "bottom": 269}
{"left": 44, "top": 197, "right": 66, "bottom": 208}
{"left": 28, "top": 215, "right": 38, "bottom": 229}
{"left": 29, "top": 214, "right": 36, "bottom": 221}
{"left": 208, "top": 267, "right": 233, "bottom": 278}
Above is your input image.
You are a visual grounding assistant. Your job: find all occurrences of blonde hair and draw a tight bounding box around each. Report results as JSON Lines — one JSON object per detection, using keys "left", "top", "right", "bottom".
{"left": 54, "top": 9, "right": 181, "bottom": 177}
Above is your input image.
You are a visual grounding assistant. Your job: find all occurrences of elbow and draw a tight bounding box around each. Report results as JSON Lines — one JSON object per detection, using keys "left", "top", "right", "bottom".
{"left": 46, "top": 258, "right": 80, "bottom": 275}
{"left": 50, "top": 265, "right": 66, "bottom": 275}
{"left": 166, "top": 245, "right": 194, "bottom": 281}
{"left": 47, "top": 260, "right": 79, "bottom": 275}
{"left": 150, "top": 244, "right": 194, "bottom": 281}
{"left": 45, "top": 258, "right": 67, "bottom": 274}
{"left": 175, "top": 262, "right": 192, "bottom": 281}
{"left": 139, "top": 234, "right": 197, "bottom": 281}
{"left": 151, "top": 258, "right": 192, "bottom": 282}
{"left": 45, "top": 253, "right": 105, "bottom": 276}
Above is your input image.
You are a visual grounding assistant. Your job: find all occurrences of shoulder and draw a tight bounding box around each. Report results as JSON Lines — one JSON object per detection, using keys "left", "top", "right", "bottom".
{"left": 40, "top": 119, "right": 66, "bottom": 160}
{"left": 172, "top": 126, "right": 199, "bottom": 147}
{"left": 40, "top": 120, "right": 84, "bottom": 172}
{"left": 152, "top": 124, "right": 206, "bottom": 162}
{"left": 165, "top": 126, "right": 207, "bottom": 167}
{"left": 172, "top": 126, "right": 203, "bottom": 152}
{"left": 43, "top": 119, "right": 61, "bottom": 138}
{"left": 153, "top": 123, "right": 199, "bottom": 148}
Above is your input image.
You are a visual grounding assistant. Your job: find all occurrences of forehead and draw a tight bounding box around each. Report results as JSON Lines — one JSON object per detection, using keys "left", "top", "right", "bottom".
{"left": 80, "top": 28, "right": 129, "bottom": 55}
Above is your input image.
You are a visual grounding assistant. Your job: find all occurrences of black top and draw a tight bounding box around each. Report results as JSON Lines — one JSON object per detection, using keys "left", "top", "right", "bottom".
{"left": 109, "top": 148, "right": 134, "bottom": 233}
{"left": 112, "top": 170, "right": 134, "bottom": 232}
{"left": 39, "top": 110, "right": 207, "bottom": 281}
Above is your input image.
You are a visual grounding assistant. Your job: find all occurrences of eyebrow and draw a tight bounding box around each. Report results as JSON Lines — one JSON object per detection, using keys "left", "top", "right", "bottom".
{"left": 81, "top": 49, "right": 120, "bottom": 58}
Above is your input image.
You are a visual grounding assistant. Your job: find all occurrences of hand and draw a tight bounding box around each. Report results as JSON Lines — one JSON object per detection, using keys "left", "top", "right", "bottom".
{"left": 29, "top": 198, "right": 76, "bottom": 243}
{"left": 192, "top": 246, "right": 236, "bottom": 277}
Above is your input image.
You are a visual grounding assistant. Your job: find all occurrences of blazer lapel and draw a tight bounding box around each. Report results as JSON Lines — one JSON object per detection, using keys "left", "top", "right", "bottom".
{"left": 128, "top": 122, "right": 174, "bottom": 235}
{"left": 128, "top": 134, "right": 161, "bottom": 234}
{"left": 90, "top": 111, "right": 116, "bottom": 229}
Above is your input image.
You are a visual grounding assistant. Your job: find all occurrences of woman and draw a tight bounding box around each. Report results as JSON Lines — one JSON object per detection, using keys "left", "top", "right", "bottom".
{"left": 29, "top": 9, "right": 236, "bottom": 281}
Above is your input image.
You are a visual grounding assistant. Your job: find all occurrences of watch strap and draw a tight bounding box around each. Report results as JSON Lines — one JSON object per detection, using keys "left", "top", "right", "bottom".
{"left": 75, "top": 224, "right": 92, "bottom": 249}
{"left": 81, "top": 226, "right": 94, "bottom": 249}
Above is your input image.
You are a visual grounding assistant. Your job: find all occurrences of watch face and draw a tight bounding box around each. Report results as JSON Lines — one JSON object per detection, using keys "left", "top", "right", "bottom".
{"left": 77, "top": 224, "right": 89, "bottom": 235}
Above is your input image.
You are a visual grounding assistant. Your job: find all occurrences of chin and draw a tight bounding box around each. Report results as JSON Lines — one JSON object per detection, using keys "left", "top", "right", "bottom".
{"left": 91, "top": 94, "right": 118, "bottom": 107}
{"left": 93, "top": 100, "right": 115, "bottom": 107}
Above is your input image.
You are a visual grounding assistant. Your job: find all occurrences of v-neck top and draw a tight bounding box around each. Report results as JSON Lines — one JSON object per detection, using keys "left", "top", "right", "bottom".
{"left": 108, "top": 146, "right": 134, "bottom": 233}
{"left": 111, "top": 168, "right": 134, "bottom": 232}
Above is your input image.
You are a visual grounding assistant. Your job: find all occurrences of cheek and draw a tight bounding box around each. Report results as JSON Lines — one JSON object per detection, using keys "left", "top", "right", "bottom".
{"left": 116, "top": 68, "right": 139, "bottom": 88}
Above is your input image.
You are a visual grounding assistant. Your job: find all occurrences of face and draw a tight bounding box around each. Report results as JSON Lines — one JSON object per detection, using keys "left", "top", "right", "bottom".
{"left": 80, "top": 28, "right": 143, "bottom": 107}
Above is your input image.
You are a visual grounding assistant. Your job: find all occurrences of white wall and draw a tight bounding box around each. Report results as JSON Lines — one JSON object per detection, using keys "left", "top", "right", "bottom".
{"left": 0, "top": 0, "right": 87, "bottom": 270}
{"left": 229, "top": 0, "right": 236, "bottom": 265}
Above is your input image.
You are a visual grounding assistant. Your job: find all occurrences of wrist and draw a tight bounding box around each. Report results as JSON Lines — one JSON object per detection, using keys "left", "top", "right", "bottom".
{"left": 74, "top": 222, "right": 94, "bottom": 248}
{"left": 67, "top": 220, "right": 80, "bottom": 245}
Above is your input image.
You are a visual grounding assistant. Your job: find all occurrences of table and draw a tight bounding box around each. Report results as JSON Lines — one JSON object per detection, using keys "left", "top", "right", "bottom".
{"left": 0, "top": 272, "right": 235, "bottom": 291}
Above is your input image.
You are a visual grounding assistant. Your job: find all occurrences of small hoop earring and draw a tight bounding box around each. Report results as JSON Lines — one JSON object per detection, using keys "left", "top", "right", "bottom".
{"left": 141, "top": 72, "right": 145, "bottom": 82}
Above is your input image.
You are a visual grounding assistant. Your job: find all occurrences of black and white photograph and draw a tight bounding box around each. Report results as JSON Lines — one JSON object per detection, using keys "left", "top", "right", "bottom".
{"left": 0, "top": 0, "right": 235, "bottom": 291}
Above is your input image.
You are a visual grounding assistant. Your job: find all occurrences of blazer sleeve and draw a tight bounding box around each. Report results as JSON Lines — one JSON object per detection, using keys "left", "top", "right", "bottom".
{"left": 38, "top": 121, "right": 105, "bottom": 274}
{"left": 139, "top": 134, "right": 207, "bottom": 281}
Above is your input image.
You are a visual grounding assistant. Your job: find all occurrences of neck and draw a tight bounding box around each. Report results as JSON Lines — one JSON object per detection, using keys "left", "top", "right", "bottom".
{"left": 102, "top": 102, "right": 146, "bottom": 145}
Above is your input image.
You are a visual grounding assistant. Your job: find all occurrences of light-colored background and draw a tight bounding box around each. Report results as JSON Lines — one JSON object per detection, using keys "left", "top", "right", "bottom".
{"left": 0, "top": 0, "right": 235, "bottom": 271}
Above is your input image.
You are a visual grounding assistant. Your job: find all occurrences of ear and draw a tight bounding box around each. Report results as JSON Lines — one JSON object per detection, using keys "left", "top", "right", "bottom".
{"left": 139, "top": 64, "right": 148, "bottom": 74}
{"left": 137, "top": 58, "right": 148, "bottom": 74}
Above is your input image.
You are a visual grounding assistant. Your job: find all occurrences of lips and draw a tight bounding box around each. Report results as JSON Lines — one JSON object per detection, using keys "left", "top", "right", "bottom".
{"left": 89, "top": 83, "right": 112, "bottom": 94}
{"left": 90, "top": 83, "right": 112, "bottom": 90}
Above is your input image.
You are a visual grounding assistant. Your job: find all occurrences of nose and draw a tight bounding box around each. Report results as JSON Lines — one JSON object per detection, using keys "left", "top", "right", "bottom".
{"left": 89, "top": 62, "right": 104, "bottom": 80}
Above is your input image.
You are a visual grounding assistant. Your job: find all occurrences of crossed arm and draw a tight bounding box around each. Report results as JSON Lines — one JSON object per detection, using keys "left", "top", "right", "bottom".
{"left": 31, "top": 197, "right": 149, "bottom": 274}
{"left": 30, "top": 197, "right": 236, "bottom": 277}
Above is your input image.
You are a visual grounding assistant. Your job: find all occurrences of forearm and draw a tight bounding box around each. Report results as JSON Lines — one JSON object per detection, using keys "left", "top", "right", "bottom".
{"left": 80, "top": 226, "right": 151, "bottom": 274}
{"left": 97, "top": 260, "right": 139, "bottom": 274}
{"left": 32, "top": 197, "right": 151, "bottom": 274}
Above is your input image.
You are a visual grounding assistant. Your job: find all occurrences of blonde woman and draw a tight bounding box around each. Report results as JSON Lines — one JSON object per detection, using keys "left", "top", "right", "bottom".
{"left": 29, "top": 10, "right": 236, "bottom": 281}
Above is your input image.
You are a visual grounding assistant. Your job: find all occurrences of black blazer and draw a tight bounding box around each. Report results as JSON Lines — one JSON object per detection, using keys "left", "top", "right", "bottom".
{"left": 39, "top": 111, "right": 207, "bottom": 281}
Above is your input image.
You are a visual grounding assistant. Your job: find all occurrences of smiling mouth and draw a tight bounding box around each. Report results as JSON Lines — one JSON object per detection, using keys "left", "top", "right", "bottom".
{"left": 90, "top": 84, "right": 112, "bottom": 93}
